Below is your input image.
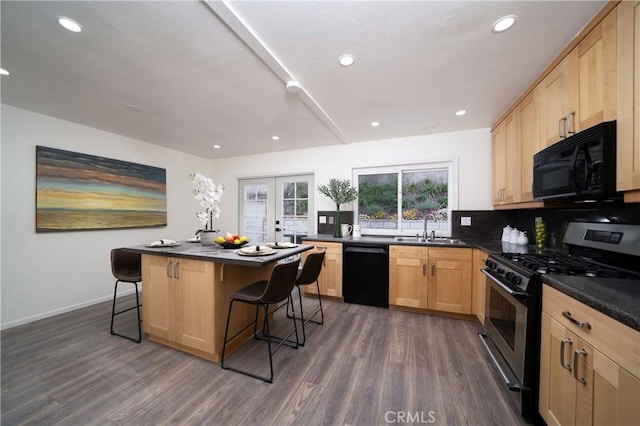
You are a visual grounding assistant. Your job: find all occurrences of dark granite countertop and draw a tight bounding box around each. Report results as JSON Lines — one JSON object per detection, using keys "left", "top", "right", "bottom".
{"left": 304, "top": 234, "right": 640, "bottom": 331}
{"left": 542, "top": 276, "right": 640, "bottom": 331}
{"left": 125, "top": 241, "right": 312, "bottom": 267}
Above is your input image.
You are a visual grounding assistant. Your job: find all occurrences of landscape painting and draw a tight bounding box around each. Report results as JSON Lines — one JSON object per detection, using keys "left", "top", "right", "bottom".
{"left": 36, "top": 146, "right": 167, "bottom": 232}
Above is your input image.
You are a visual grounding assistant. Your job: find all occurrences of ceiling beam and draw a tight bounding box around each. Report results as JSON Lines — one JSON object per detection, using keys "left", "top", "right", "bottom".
{"left": 201, "top": 0, "right": 350, "bottom": 144}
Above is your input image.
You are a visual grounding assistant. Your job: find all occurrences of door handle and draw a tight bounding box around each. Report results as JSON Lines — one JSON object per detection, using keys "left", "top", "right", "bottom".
{"left": 431, "top": 263, "right": 435, "bottom": 276}
{"left": 167, "top": 261, "right": 173, "bottom": 278}
{"left": 562, "top": 311, "right": 591, "bottom": 330}
{"left": 560, "top": 338, "right": 572, "bottom": 371}
{"left": 422, "top": 262, "right": 426, "bottom": 276}
{"left": 566, "top": 111, "right": 576, "bottom": 135}
{"left": 174, "top": 262, "right": 180, "bottom": 279}
{"left": 573, "top": 349, "right": 588, "bottom": 385}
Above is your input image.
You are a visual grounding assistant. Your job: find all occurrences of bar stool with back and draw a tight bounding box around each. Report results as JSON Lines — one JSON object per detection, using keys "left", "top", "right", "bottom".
{"left": 221, "top": 258, "right": 301, "bottom": 383}
{"left": 109, "top": 248, "right": 143, "bottom": 343}
{"left": 287, "top": 247, "right": 326, "bottom": 345}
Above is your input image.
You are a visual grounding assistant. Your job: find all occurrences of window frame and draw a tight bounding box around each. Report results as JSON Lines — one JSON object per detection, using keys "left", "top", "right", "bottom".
{"left": 352, "top": 160, "right": 458, "bottom": 236}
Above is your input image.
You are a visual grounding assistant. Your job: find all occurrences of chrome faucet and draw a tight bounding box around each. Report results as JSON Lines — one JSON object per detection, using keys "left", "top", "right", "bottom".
{"left": 423, "top": 213, "right": 436, "bottom": 239}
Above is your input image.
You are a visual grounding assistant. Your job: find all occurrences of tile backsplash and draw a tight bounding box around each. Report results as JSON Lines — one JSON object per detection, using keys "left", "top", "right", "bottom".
{"left": 452, "top": 203, "right": 640, "bottom": 250}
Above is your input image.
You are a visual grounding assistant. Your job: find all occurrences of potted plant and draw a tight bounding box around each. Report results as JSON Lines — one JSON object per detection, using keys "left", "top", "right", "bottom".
{"left": 317, "top": 178, "right": 358, "bottom": 238}
{"left": 189, "top": 172, "right": 223, "bottom": 245}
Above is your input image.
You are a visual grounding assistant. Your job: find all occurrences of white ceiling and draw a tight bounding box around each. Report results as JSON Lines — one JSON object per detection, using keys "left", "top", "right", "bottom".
{"left": 1, "top": 0, "right": 606, "bottom": 159}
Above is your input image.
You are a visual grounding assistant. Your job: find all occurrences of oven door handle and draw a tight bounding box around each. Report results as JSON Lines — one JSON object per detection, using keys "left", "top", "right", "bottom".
{"left": 482, "top": 269, "right": 529, "bottom": 299}
{"left": 478, "top": 333, "right": 522, "bottom": 392}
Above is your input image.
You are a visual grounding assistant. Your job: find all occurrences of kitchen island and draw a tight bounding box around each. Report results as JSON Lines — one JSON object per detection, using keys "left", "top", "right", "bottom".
{"left": 124, "top": 242, "right": 313, "bottom": 363}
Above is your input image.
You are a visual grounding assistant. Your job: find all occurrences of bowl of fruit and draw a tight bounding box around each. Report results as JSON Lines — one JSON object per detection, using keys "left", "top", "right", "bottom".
{"left": 216, "top": 233, "right": 249, "bottom": 249}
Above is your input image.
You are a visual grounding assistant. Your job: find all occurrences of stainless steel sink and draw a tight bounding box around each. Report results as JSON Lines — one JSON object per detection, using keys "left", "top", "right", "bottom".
{"left": 392, "top": 236, "right": 465, "bottom": 245}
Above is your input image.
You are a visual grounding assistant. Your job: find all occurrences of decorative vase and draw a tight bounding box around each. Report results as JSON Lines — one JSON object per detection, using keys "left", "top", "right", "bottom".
{"left": 333, "top": 207, "right": 342, "bottom": 238}
{"left": 200, "top": 231, "right": 217, "bottom": 246}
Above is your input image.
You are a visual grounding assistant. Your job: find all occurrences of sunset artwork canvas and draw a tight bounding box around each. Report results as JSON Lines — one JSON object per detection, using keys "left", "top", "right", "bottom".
{"left": 36, "top": 146, "right": 167, "bottom": 232}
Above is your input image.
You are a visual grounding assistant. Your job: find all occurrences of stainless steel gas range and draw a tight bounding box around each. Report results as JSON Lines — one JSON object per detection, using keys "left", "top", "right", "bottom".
{"left": 479, "top": 221, "right": 640, "bottom": 420}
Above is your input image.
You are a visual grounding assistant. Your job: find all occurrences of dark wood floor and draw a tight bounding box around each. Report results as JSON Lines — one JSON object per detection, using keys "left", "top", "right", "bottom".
{"left": 2, "top": 294, "right": 529, "bottom": 425}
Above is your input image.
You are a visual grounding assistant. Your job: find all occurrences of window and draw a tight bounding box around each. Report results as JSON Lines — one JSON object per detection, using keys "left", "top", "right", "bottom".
{"left": 353, "top": 161, "right": 456, "bottom": 236}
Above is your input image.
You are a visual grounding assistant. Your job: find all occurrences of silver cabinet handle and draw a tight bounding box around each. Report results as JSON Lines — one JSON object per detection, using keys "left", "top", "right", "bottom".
{"left": 560, "top": 338, "right": 572, "bottom": 371}
{"left": 562, "top": 310, "right": 591, "bottom": 330}
{"left": 573, "top": 349, "right": 588, "bottom": 384}
{"left": 422, "top": 262, "right": 426, "bottom": 276}
{"left": 174, "top": 262, "right": 180, "bottom": 279}
{"left": 166, "top": 260, "right": 173, "bottom": 278}
{"left": 559, "top": 116, "right": 567, "bottom": 138}
{"left": 566, "top": 111, "right": 576, "bottom": 135}
{"left": 431, "top": 263, "right": 435, "bottom": 276}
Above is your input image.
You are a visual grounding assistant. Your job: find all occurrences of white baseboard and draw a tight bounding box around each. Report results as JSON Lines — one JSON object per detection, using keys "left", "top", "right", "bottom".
{"left": 0, "top": 288, "right": 138, "bottom": 331}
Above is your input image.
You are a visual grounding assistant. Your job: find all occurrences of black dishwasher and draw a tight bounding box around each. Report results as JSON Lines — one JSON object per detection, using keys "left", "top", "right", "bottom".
{"left": 343, "top": 243, "right": 389, "bottom": 308}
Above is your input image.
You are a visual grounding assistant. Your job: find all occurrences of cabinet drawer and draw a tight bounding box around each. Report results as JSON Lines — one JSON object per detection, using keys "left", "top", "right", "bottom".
{"left": 303, "top": 241, "right": 342, "bottom": 255}
{"left": 542, "top": 285, "right": 640, "bottom": 379}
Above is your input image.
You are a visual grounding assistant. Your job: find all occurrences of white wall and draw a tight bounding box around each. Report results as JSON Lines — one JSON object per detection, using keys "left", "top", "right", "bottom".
{"left": 1, "top": 105, "right": 492, "bottom": 328}
{"left": 1, "top": 105, "right": 212, "bottom": 328}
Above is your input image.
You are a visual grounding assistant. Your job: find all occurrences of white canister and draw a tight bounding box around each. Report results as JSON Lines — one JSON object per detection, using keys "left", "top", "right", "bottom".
{"left": 352, "top": 224, "right": 362, "bottom": 238}
{"left": 517, "top": 231, "right": 529, "bottom": 246}
{"left": 509, "top": 228, "right": 519, "bottom": 244}
{"left": 501, "top": 225, "right": 513, "bottom": 242}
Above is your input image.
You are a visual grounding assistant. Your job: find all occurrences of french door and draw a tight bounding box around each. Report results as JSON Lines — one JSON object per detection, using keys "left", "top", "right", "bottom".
{"left": 238, "top": 174, "right": 314, "bottom": 244}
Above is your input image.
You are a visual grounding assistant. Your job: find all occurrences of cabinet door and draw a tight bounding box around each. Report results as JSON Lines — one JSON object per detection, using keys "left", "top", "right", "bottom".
{"left": 471, "top": 249, "right": 489, "bottom": 323}
{"left": 427, "top": 248, "right": 472, "bottom": 314}
{"left": 576, "top": 10, "right": 617, "bottom": 132}
{"left": 174, "top": 258, "right": 215, "bottom": 353}
{"left": 492, "top": 121, "right": 507, "bottom": 205}
{"left": 542, "top": 55, "right": 578, "bottom": 147}
{"left": 518, "top": 88, "right": 541, "bottom": 202}
{"left": 301, "top": 242, "right": 342, "bottom": 298}
{"left": 504, "top": 112, "right": 520, "bottom": 204}
{"left": 616, "top": 1, "right": 640, "bottom": 195}
{"left": 592, "top": 349, "right": 640, "bottom": 425}
{"left": 389, "top": 245, "right": 428, "bottom": 308}
{"left": 541, "top": 312, "right": 580, "bottom": 426}
{"left": 142, "top": 255, "right": 175, "bottom": 340}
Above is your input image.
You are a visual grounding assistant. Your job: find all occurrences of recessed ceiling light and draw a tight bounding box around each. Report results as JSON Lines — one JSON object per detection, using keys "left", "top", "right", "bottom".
{"left": 57, "top": 16, "right": 83, "bottom": 33}
{"left": 213, "top": 145, "right": 221, "bottom": 149}
{"left": 338, "top": 54, "right": 355, "bottom": 67}
{"left": 0, "top": 68, "right": 9, "bottom": 76}
{"left": 492, "top": 15, "right": 516, "bottom": 33}
{"left": 285, "top": 80, "right": 301, "bottom": 93}
{"left": 272, "top": 136, "right": 280, "bottom": 141}
{"left": 371, "top": 121, "right": 380, "bottom": 127}
{"left": 125, "top": 105, "right": 142, "bottom": 113}
{"left": 456, "top": 110, "right": 467, "bottom": 116}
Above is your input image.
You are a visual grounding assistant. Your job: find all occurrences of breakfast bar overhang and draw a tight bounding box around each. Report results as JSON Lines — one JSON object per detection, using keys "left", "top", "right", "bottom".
{"left": 124, "top": 243, "right": 313, "bottom": 362}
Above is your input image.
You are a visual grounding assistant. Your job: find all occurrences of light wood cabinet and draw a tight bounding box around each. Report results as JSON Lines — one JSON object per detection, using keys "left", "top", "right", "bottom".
{"left": 539, "top": 285, "right": 640, "bottom": 426}
{"left": 492, "top": 112, "right": 519, "bottom": 206}
{"left": 518, "top": 87, "right": 542, "bottom": 202}
{"left": 471, "top": 249, "right": 489, "bottom": 324}
{"left": 301, "top": 241, "right": 343, "bottom": 298}
{"left": 142, "top": 255, "right": 215, "bottom": 353}
{"left": 389, "top": 245, "right": 429, "bottom": 309}
{"left": 427, "top": 247, "right": 473, "bottom": 314}
{"left": 541, "top": 54, "right": 577, "bottom": 147}
{"left": 616, "top": 1, "right": 640, "bottom": 200}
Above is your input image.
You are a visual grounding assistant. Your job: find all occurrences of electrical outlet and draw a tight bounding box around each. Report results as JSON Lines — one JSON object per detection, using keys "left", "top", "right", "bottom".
{"left": 461, "top": 216, "right": 472, "bottom": 226}
{"left": 319, "top": 215, "right": 327, "bottom": 224}
{"left": 329, "top": 217, "right": 334, "bottom": 224}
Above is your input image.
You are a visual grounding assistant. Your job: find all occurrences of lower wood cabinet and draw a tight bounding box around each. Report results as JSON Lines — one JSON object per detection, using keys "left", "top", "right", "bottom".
{"left": 142, "top": 255, "right": 215, "bottom": 353}
{"left": 539, "top": 285, "right": 640, "bottom": 426}
{"left": 427, "top": 248, "right": 473, "bottom": 314}
{"left": 472, "top": 249, "right": 489, "bottom": 324}
{"left": 389, "top": 245, "right": 473, "bottom": 315}
{"left": 301, "top": 241, "right": 342, "bottom": 298}
{"left": 389, "top": 245, "right": 429, "bottom": 309}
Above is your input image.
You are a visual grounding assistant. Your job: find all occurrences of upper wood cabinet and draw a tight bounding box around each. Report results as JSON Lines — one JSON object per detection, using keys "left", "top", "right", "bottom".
{"left": 616, "top": 1, "right": 640, "bottom": 200}
{"left": 491, "top": 3, "right": 626, "bottom": 207}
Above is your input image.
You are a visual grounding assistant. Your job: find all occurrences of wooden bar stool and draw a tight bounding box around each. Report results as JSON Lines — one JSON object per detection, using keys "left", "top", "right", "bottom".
{"left": 221, "top": 258, "right": 300, "bottom": 383}
{"left": 109, "top": 248, "right": 142, "bottom": 343}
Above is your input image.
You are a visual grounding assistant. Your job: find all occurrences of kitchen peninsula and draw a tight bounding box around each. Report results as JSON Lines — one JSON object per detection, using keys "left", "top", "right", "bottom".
{"left": 125, "top": 242, "right": 312, "bottom": 362}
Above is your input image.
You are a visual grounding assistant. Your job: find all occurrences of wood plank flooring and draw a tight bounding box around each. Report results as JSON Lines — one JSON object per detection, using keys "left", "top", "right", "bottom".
{"left": 1, "top": 294, "right": 530, "bottom": 425}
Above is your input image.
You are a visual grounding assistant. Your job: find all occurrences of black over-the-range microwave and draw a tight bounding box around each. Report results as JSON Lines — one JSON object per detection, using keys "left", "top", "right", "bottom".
{"left": 533, "top": 120, "right": 619, "bottom": 202}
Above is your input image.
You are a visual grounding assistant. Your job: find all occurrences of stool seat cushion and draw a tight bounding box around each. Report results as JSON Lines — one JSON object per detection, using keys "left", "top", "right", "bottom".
{"left": 229, "top": 280, "right": 268, "bottom": 303}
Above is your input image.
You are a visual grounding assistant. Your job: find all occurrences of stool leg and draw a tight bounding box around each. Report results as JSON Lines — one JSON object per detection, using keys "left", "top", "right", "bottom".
{"left": 110, "top": 280, "right": 119, "bottom": 336}
{"left": 220, "top": 299, "right": 236, "bottom": 369}
{"left": 263, "top": 303, "right": 274, "bottom": 383}
{"left": 296, "top": 285, "right": 306, "bottom": 346}
{"left": 134, "top": 282, "right": 142, "bottom": 343}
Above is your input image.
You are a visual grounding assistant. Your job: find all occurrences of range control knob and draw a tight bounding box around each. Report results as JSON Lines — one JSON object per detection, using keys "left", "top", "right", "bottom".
{"left": 505, "top": 272, "right": 514, "bottom": 281}
{"left": 511, "top": 275, "right": 522, "bottom": 286}
{"left": 497, "top": 268, "right": 505, "bottom": 275}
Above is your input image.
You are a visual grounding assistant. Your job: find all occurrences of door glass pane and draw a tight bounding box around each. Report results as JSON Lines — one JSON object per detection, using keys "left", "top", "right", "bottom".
{"left": 243, "top": 184, "right": 268, "bottom": 243}
{"left": 281, "top": 180, "right": 309, "bottom": 243}
{"left": 488, "top": 286, "right": 517, "bottom": 350}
